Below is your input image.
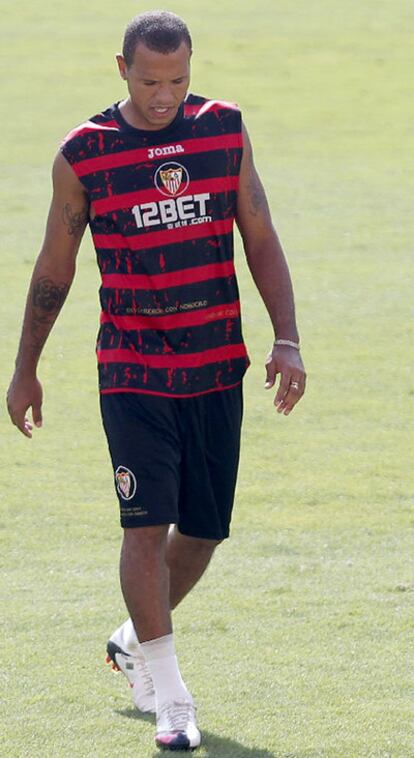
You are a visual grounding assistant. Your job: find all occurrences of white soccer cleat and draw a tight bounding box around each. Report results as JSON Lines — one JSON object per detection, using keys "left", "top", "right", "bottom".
{"left": 106, "top": 621, "right": 156, "bottom": 713}
{"left": 155, "top": 698, "right": 201, "bottom": 751}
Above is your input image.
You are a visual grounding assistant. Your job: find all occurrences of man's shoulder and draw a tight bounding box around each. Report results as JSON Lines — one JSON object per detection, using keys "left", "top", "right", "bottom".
{"left": 61, "top": 104, "right": 120, "bottom": 147}
{"left": 185, "top": 93, "right": 241, "bottom": 117}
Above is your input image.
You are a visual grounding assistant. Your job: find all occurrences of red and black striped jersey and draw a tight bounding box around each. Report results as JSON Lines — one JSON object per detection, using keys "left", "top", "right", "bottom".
{"left": 61, "top": 93, "right": 249, "bottom": 397}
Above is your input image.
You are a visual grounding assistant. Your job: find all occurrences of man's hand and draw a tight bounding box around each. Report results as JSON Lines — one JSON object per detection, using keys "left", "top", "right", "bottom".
{"left": 265, "top": 345, "right": 306, "bottom": 415}
{"left": 7, "top": 373, "right": 43, "bottom": 438}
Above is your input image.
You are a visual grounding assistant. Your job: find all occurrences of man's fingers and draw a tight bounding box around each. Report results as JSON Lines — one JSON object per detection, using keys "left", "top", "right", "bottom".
{"left": 275, "top": 376, "right": 305, "bottom": 414}
{"left": 264, "top": 357, "right": 278, "bottom": 389}
{"left": 7, "top": 398, "right": 37, "bottom": 438}
{"left": 12, "top": 413, "right": 33, "bottom": 438}
{"left": 264, "top": 345, "right": 306, "bottom": 414}
{"left": 6, "top": 375, "right": 43, "bottom": 438}
{"left": 22, "top": 420, "right": 33, "bottom": 438}
{"left": 274, "top": 372, "right": 291, "bottom": 405}
{"left": 32, "top": 403, "right": 43, "bottom": 428}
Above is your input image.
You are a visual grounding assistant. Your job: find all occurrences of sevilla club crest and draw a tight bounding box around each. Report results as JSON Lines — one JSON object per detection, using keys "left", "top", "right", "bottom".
{"left": 154, "top": 161, "right": 190, "bottom": 197}
{"left": 115, "top": 465, "right": 137, "bottom": 501}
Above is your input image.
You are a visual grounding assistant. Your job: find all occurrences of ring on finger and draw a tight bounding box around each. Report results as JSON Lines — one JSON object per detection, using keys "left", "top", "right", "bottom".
{"left": 290, "top": 381, "right": 300, "bottom": 390}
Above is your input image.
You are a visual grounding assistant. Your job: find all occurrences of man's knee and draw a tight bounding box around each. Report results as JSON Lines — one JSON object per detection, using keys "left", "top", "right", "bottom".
{"left": 178, "top": 532, "right": 223, "bottom": 553}
{"left": 122, "top": 524, "right": 169, "bottom": 552}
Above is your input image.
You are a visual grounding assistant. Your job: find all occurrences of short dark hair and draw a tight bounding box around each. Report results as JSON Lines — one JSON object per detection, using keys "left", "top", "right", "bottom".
{"left": 122, "top": 10, "right": 192, "bottom": 66}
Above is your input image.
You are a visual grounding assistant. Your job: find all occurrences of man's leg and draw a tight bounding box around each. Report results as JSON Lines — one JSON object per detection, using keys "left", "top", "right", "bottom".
{"left": 120, "top": 525, "right": 191, "bottom": 705}
{"left": 167, "top": 526, "right": 222, "bottom": 609}
{"left": 110, "top": 525, "right": 220, "bottom": 711}
{"left": 120, "top": 525, "right": 171, "bottom": 642}
{"left": 119, "top": 523, "right": 201, "bottom": 750}
{"left": 120, "top": 524, "right": 220, "bottom": 633}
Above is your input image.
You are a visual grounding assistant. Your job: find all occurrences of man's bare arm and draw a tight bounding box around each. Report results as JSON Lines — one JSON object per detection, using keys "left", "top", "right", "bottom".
{"left": 7, "top": 152, "right": 89, "bottom": 437}
{"left": 236, "top": 123, "right": 306, "bottom": 414}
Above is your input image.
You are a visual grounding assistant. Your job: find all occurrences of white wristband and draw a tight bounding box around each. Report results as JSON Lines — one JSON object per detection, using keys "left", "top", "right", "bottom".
{"left": 274, "top": 339, "right": 300, "bottom": 350}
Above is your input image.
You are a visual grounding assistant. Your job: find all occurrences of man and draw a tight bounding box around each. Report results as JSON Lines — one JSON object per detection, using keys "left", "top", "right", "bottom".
{"left": 7, "top": 10, "right": 305, "bottom": 752}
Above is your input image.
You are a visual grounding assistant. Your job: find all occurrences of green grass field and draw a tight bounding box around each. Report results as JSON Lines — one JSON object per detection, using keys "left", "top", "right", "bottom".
{"left": 1, "top": 1, "right": 413, "bottom": 756}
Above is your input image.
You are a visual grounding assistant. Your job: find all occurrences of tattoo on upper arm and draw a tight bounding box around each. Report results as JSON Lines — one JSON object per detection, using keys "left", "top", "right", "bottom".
{"left": 62, "top": 202, "right": 88, "bottom": 236}
{"left": 247, "top": 171, "right": 268, "bottom": 216}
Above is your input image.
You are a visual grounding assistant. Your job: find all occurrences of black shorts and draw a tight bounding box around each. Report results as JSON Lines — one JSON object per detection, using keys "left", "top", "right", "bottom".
{"left": 100, "top": 384, "right": 243, "bottom": 540}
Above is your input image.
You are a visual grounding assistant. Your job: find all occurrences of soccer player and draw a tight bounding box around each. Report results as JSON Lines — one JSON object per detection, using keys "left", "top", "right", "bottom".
{"left": 7, "top": 10, "right": 306, "bottom": 752}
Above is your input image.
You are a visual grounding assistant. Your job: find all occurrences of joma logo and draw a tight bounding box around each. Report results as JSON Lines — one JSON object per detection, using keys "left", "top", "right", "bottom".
{"left": 148, "top": 144, "right": 185, "bottom": 159}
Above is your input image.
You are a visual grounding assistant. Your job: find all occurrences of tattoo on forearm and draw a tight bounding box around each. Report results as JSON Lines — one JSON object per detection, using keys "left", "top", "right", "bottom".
{"left": 62, "top": 202, "right": 88, "bottom": 236}
{"left": 30, "top": 276, "right": 70, "bottom": 357}
{"left": 27, "top": 277, "right": 70, "bottom": 358}
{"left": 247, "top": 173, "right": 267, "bottom": 216}
{"left": 32, "top": 277, "right": 69, "bottom": 313}
{"left": 16, "top": 276, "right": 72, "bottom": 365}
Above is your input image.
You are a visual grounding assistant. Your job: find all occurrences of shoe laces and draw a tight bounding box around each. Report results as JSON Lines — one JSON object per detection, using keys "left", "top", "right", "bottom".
{"left": 159, "top": 699, "right": 195, "bottom": 732}
{"left": 135, "top": 656, "right": 155, "bottom": 697}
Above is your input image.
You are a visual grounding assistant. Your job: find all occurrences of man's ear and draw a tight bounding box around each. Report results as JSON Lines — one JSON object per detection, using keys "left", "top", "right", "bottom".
{"left": 116, "top": 54, "right": 127, "bottom": 81}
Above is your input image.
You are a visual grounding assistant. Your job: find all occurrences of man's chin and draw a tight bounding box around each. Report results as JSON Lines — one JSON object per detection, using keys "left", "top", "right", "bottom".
{"left": 147, "top": 108, "right": 177, "bottom": 127}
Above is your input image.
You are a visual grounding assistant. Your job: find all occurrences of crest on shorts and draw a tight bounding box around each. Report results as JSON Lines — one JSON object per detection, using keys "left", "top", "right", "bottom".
{"left": 115, "top": 466, "right": 137, "bottom": 501}
{"left": 154, "top": 161, "right": 190, "bottom": 197}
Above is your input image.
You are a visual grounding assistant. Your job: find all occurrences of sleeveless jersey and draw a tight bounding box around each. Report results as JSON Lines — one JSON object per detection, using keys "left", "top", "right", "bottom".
{"left": 61, "top": 94, "right": 250, "bottom": 397}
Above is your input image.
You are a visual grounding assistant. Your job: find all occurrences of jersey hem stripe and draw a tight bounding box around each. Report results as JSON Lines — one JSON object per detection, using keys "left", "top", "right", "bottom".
{"left": 99, "top": 380, "right": 243, "bottom": 399}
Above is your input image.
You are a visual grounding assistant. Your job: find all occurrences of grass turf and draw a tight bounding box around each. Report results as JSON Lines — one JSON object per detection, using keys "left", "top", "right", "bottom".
{"left": 1, "top": 1, "right": 413, "bottom": 756}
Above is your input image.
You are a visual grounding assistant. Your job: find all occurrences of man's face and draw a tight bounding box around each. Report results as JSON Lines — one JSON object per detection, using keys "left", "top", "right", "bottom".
{"left": 117, "top": 41, "right": 191, "bottom": 130}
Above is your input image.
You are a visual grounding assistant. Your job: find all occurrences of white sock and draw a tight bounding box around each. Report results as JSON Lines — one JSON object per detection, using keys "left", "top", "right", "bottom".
{"left": 141, "top": 633, "right": 191, "bottom": 709}
{"left": 117, "top": 618, "right": 143, "bottom": 656}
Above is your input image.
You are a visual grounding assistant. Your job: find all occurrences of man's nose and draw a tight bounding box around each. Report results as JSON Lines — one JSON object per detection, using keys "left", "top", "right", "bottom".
{"left": 154, "top": 84, "right": 174, "bottom": 104}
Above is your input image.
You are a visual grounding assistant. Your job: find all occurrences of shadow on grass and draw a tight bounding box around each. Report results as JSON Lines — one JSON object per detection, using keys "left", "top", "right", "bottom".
{"left": 115, "top": 706, "right": 154, "bottom": 724}
{"left": 116, "top": 708, "right": 279, "bottom": 757}
{"left": 155, "top": 730, "right": 278, "bottom": 757}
